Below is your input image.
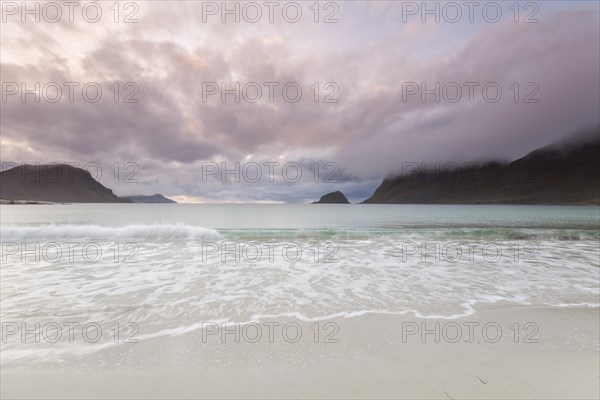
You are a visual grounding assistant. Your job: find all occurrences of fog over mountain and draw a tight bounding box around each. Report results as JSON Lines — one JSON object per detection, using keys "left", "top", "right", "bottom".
{"left": 363, "top": 127, "right": 600, "bottom": 205}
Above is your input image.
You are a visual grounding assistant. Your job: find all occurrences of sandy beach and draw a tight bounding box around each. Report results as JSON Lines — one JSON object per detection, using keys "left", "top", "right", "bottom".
{"left": 2, "top": 304, "right": 598, "bottom": 399}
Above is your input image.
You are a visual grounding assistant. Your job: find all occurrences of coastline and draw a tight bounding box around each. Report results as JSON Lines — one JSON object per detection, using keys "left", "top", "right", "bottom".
{"left": 2, "top": 304, "right": 598, "bottom": 399}
{"left": 0, "top": 199, "right": 63, "bottom": 205}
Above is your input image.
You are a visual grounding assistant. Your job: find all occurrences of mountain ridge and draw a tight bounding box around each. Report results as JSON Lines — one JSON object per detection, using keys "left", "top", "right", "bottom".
{"left": 362, "top": 128, "right": 600, "bottom": 205}
{"left": 125, "top": 194, "right": 177, "bottom": 203}
{"left": 0, "top": 164, "right": 131, "bottom": 203}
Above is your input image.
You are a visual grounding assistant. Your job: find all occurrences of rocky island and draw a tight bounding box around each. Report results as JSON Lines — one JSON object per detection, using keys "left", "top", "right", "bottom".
{"left": 313, "top": 191, "right": 350, "bottom": 204}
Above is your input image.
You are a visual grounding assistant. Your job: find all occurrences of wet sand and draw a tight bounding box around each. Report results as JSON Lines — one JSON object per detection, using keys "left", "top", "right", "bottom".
{"left": 2, "top": 305, "right": 598, "bottom": 399}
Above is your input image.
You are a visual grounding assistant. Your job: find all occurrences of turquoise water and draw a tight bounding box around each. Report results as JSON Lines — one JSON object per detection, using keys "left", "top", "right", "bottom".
{"left": 1, "top": 204, "right": 599, "bottom": 363}
{"left": 1, "top": 203, "right": 598, "bottom": 230}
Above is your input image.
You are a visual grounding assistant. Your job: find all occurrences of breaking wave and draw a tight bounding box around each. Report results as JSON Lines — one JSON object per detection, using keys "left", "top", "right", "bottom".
{"left": 0, "top": 224, "right": 222, "bottom": 241}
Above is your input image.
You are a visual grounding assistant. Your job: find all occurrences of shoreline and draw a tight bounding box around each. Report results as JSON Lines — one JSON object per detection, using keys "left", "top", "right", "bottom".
{"left": 2, "top": 304, "right": 598, "bottom": 399}
{"left": 0, "top": 199, "right": 63, "bottom": 205}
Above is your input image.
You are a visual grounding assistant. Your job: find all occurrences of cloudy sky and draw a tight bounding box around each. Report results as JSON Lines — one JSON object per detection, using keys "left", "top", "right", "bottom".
{"left": 1, "top": 0, "right": 599, "bottom": 202}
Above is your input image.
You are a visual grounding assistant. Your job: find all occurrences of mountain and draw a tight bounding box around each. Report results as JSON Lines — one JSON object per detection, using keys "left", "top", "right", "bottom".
{"left": 363, "top": 129, "right": 600, "bottom": 205}
{"left": 125, "top": 194, "right": 177, "bottom": 203}
{"left": 313, "top": 191, "right": 350, "bottom": 204}
{"left": 0, "top": 164, "right": 131, "bottom": 203}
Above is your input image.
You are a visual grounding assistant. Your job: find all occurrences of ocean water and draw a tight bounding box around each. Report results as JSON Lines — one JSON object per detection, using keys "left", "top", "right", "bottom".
{"left": 1, "top": 204, "right": 599, "bottom": 363}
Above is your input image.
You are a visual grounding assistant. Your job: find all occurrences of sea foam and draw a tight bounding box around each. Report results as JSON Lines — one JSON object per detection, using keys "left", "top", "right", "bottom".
{"left": 0, "top": 223, "right": 222, "bottom": 241}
